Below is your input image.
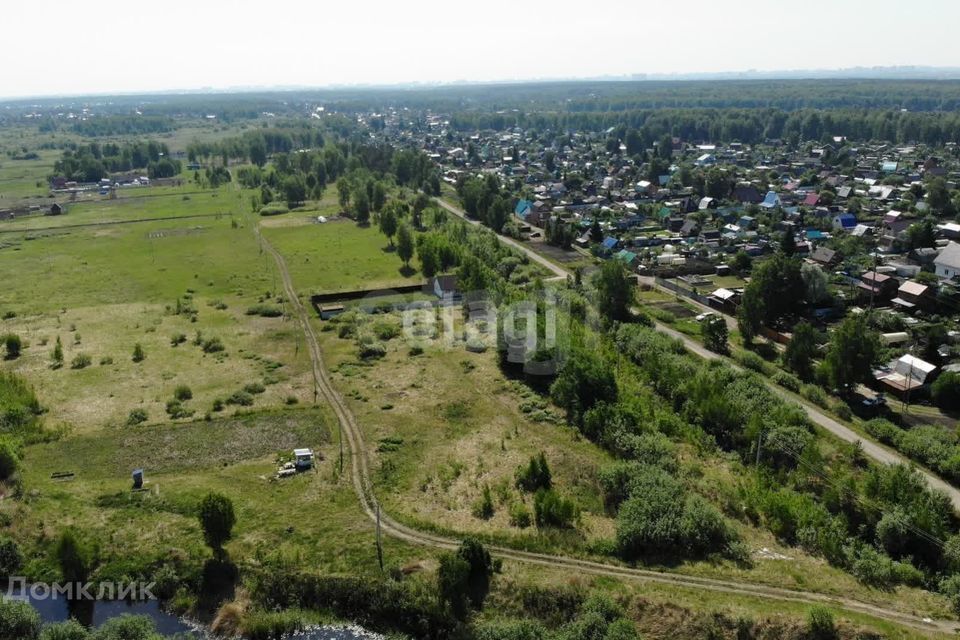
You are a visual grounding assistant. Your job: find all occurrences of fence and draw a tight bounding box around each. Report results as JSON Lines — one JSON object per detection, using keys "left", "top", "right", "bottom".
{"left": 654, "top": 277, "right": 713, "bottom": 307}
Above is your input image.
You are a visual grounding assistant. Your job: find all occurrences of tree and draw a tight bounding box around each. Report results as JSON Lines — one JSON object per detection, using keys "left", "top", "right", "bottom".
{"left": 396, "top": 223, "right": 414, "bottom": 268}
{"left": 702, "top": 316, "right": 728, "bottom": 354}
{"left": 906, "top": 219, "right": 937, "bottom": 250}
{"left": 0, "top": 439, "right": 20, "bottom": 480}
{"left": 926, "top": 177, "right": 955, "bottom": 215}
{"left": 353, "top": 189, "right": 371, "bottom": 225}
{"left": 593, "top": 261, "right": 634, "bottom": 324}
{"left": 932, "top": 372, "right": 960, "bottom": 411}
{"left": 131, "top": 343, "right": 145, "bottom": 363}
{"left": 51, "top": 336, "right": 63, "bottom": 368}
{"left": 515, "top": 453, "right": 552, "bottom": 492}
{"left": 336, "top": 178, "right": 351, "bottom": 210}
{"left": 823, "top": 314, "right": 879, "bottom": 394}
{"left": 437, "top": 553, "right": 470, "bottom": 619}
{"left": 0, "top": 537, "right": 23, "bottom": 578}
{"left": 731, "top": 250, "right": 752, "bottom": 273}
{"left": 533, "top": 489, "right": 578, "bottom": 529}
{"left": 2, "top": 334, "right": 21, "bottom": 360}
{"left": 248, "top": 138, "right": 267, "bottom": 168}
{"left": 198, "top": 493, "right": 236, "bottom": 555}
{"left": 378, "top": 207, "right": 398, "bottom": 247}
{"left": 457, "top": 538, "right": 496, "bottom": 610}
{"left": 55, "top": 529, "right": 97, "bottom": 584}
{"left": 281, "top": 175, "right": 306, "bottom": 208}
{"left": 737, "top": 286, "right": 764, "bottom": 344}
{"left": 589, "top": 219, "right": 603, "bottom": 244}
{"left": 780, "top": 225, "right": 796, "bottom": 256}
{"left": 801, "top": 263, "right": 831, "bottom": 305}
{"left": 784, "top": 320, "right": 817, "bottom": 381}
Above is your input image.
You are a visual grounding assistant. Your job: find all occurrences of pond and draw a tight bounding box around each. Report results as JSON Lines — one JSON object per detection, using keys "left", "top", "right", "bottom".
{"left": 13, "top": 585, "right": 382, "bottom": 639}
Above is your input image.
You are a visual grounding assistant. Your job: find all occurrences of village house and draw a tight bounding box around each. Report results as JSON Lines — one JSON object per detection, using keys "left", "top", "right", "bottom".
{"left": 934, "top": 241, "right": 960, "bottom": 281}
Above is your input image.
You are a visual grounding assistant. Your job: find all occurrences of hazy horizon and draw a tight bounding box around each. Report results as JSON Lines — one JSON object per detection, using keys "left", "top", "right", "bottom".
{"left": 5, "top": 0, "right": 960, "bottom": 99}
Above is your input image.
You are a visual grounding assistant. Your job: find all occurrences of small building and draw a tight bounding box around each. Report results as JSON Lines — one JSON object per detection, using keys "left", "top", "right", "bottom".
{"left": 875, "top": 354, "right": 937, "bottom": 397}
{"left": 48, "top": 203, "right": 66, "bottom": 216}
{"left": 858, "top": 271, "right": 899, "bottom": 302}
{"left": 293, "top": 448, "right": 315, "bottom": 471}
{"left": 833, "top": 213, "right": 858, "bottom": 231}
{"left": 891, "top": 280, "right": 932, "bottom": 312}
{"left": 934, "top": 241, "right": 960, "bottom": 281}
{"left": 433, "top": 275, "right": 460, "bottom": 302}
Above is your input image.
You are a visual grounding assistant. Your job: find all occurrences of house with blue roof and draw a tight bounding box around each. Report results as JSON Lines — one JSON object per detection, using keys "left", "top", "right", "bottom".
{"left": 833, "top": 212, "right": 858, "bottom": 231}
{"left": 602, "top": 236, "right": 620, "bottom": 252}
{"left": 614, "top": 249, "right": 638, "bottom": 267}
{"left": 514, "top": 199, "right": 533, "bottom": 220}
{"left": 759, "top": 191, "right": 781, "bottom": 210}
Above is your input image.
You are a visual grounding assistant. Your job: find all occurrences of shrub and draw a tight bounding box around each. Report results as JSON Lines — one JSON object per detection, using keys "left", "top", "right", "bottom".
{"left": 259, "top": 203, "right": 290, "bottom": 216}
{"left": 800, "top": 383, "right": 829, "bottom": 408}
{"left": 165, "top": 400, "right": 195, "bottom": 420}
{"left": 246, "top": 304, "right": 283, "bottom": 318}
{"left": 99, "top": 356, "right": 113, "bottom": 366}
{"left": 863, "top": 418, "right": 902, "bottom": 446}
{"left": 0, "top": 599, "right": 40, "bottom": 640}
{"left": 509, "top": 501, "right": 532, "bottom": 528}
{"left": 70, "top": 353, "right": 92, "bottom": 369}
{"left": 132, "top": 343, "right": 145, "bottom": 363}
{"left": 472, "top": 485, "right": 495, "bottom": 520}
{"left": 373, "top": 321, "right": 401, "bottom": 341}
{"left": 284, "top": 396, "right": 299, "bottom": 405}
{"left": 170, "top": 333, "right": 187, "bottom": 347}
{"left": 212, "top": 398, "right": 225, "bottom": 412}
{"left": 0, "top": 440, "right": 19, "bottom": 480}
{"left": 226, "top": 391, "right": 254, "bottom": 406}
{"left": 127, "top": 409, "right": 148, "bottom": 426}
{"left": 0, "top": 537, "right": 24, "bottom": 578}
{"left": 39, "top": 619, "right": 89, "bottom": 640}
{"left": 358, "top": 340, "right": 387, "bottom": 359}
{"left": 515, "top": 453, "right": 552, "bottom": 492}
{"left": 806, "top": 606, "right": 837, "bottom": 640}
{"left": 198, "top": 493, "right": 236, "bottom": 551}
{"left": 243, "top": 382, "right": 266, "bottom": 395}
{"left": 831, "top": 400, "right": 853, "bottom": 421}
{"left": 736, "top": 350, "right": 767, "bottom": 373}
{"left": 202, "top": 337, "right": 225, "bottom": 353}
{"left": 932, "top": 372, "right": 960, "bottom": 411}
{"left": 2, "top": 334, "right": 21, "bottom": 360}
{"left": 174, "top": 385, "right": 193, "bottom": 401}
{"left": 771, "top": 370, "right": 801, "bottom": 392}
{"left": 533, "top": 489, "right": 578, "bottom": 529}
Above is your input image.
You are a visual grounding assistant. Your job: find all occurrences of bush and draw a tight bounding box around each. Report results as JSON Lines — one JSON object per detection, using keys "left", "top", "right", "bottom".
{"left": 533, "top": 489, "right": 578, "bottom": 529}
{"left": 243, "top": 382, "right": 266, "bottom": 395}
{"left": 70, "top": 353, "right": 92, "bottom": 369}
{"left": 831, "top": 400, "right": 853, "bottom": 421}
{"left": 127, "top": 408, "right": 148, "bottom": 426}
{"left": 358, "top": 340, "right": 387, "bottom": 359}
{"left": 736, "top": 350, "right": 767, "bottom": 373}
{"left": 800, "top": 384, "right": 829, "bottom": 408}
{"left": 99, "top": 356, "right": 113, "bottom": 366}
{"left": 509, "top": 501, "right": 532, "bottom": 528}
{"left": 771, "top": 370, "right": 801, "bottom": 392}
{"left": 259, "top": 203, "right": 290, "bottom": 216}
{"left": 2, "top": 334, "right": 21, "bottom": 360}
{"left": 226, "top": 391, "right": 254, "bottom": 406}
{"left": 246, "top": 304, "right": 283, "bottom": 318}
{"left": 806, "top": 606, "right": 837, "bottom": 640}
{"left": 174, "top": 385, "right": 193, "bottom": 401}
{"left": 202, "top": 337, "right": 225, "bottom": 353}
{"left": 212, "top": 398, "right": 225, "bottom": 412}
{"left": 165, "top": 399, "right": 195, "bottom": 420}
{"left": 0, "top": 599, "right": 41, "bottom": 640}
{"left": 373, "top": 321, "right": 401, "bottom": 341}
{"left": 132, "top": 343, "right": 145, "bottom": 363}
{"left": 0, "top": 537, "right": 24, "bottom": 578}
{"left": 472, "top": 485, "right": 495, "bottom": 520}
{"left": 933, "top": 372, "right": 960, "bottom": 411}
{"left": 39, "top": 619, "right": 89, "bottom": 640}
{"left": 863, "top": 418, "right": 902, "bottom": 446}
{"left": 515, "top": 453, "right": 552, "bottom": 492}
{"left": 0, "top": 440, "right": 19, "bottom": 480}
{"left": 170, "top": 333, "right": 187, "bottom": 347}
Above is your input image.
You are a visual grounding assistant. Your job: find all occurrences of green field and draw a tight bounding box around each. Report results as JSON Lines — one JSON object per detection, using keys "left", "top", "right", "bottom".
{"left": 262, "top": 205, "right": 424, "bottom": 294}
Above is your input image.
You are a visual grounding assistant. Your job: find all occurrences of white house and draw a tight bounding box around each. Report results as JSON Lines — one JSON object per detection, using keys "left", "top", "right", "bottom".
{"left": 934, "top": 241, "right": 960, "bottom": 280}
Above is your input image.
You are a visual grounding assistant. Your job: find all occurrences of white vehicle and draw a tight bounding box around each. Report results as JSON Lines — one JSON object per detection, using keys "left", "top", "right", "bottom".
{"left": 695, "top": 312, "right": 716, "bottom": 322}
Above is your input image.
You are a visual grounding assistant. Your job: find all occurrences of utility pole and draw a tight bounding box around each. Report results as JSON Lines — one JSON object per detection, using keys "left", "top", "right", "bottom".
{"left": 376, "top": 504, "right": 384, "bottom": 571}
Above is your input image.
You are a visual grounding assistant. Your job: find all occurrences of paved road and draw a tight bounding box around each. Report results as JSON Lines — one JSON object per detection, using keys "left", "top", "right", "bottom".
{"left": 256, "top": 217, "right": 958, "bottom": 635}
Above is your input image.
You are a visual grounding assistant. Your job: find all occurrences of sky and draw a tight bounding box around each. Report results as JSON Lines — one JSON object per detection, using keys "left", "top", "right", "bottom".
{"left": 4, "top": 0, "right": 960, "bottom": 98}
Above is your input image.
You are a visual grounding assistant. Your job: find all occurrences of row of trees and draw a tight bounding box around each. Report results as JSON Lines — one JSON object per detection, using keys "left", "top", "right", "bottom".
{"left": 53, "top": 140, "right": 179, "bottom": 182}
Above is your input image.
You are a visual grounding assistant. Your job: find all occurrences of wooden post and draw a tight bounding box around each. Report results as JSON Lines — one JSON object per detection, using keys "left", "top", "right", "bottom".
{"left": 376, "top": 504, "right": 384, "bottom": 571}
